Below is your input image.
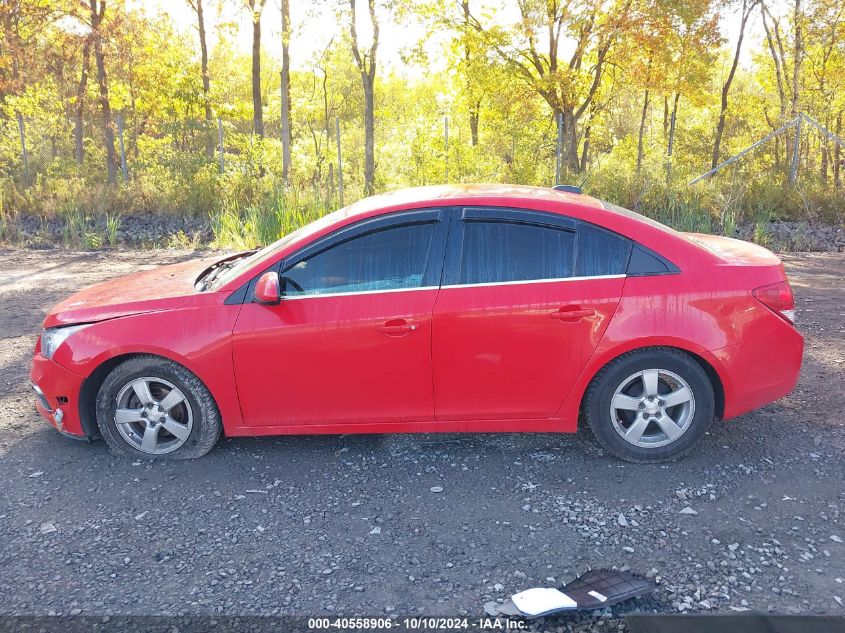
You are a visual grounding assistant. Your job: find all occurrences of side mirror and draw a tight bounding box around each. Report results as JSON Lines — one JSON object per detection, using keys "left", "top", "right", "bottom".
{"left": 253, "top": 271, "right": 281, "bottom": 305}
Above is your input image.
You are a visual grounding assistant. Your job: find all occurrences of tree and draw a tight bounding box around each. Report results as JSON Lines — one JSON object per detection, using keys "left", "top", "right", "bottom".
{"left": 0, "top": 0, "right": 57, "bottom": 99}
{"left": 660, "top": 0, "right": 720, "bottom": 172}
{"left": 89, "top": 0, "right": 117, "bottom": 183}
{"left": 467, "top": 0, "right": 634, "bottom": 173}
{"left": 461, "top": 0, "right": 479, "bottom": 145}
{"left": 73, "top": 33, "right": 91, "bottom": 164}
{"left": 187, "top": 0, "right": 214, "bottom": 158}
{"left": 803, "top": 0, "right": 842, "bottom": 180}
{"left": 349, "top": 0, "right": 378, "bottom": 194}
{"left": 281, "top": 0, "right": 292, "bottom": 180}
{"left": 759, "top": 0, "right": 810, "bottom": 177}
{"left": 711, "top": 0, "right": 759, "bottom": 169}
{"left": 245, "top": 0, "right": 267, "bottom": 137}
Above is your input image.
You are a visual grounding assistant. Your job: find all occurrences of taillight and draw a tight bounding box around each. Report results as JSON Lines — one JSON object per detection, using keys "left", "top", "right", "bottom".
{"left": 752, "top": 280, "right": 795, "bottom": 324}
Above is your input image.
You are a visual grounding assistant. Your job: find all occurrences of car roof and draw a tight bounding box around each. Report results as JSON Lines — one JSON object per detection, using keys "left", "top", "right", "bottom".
{"left": 340, "top": 184, "right": 605, "bottom": 219}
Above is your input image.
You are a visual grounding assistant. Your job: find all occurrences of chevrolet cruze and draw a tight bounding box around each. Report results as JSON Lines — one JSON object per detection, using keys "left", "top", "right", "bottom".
{"left": 30, "top": 184, "right": 803, "bottom": 462}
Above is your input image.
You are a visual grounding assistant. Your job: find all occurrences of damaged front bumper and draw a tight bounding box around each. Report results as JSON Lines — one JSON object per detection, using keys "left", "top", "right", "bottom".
{"left": 30, "top": 354, "right": 87, "bottom": 438}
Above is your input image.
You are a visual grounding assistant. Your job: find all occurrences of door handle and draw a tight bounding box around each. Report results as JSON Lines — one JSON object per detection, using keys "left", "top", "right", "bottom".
{"left": 551, "top": 308, "right": 596, "bottom": 321}
{"left": 377, "top": 319, "right": 419, "bottom": 336}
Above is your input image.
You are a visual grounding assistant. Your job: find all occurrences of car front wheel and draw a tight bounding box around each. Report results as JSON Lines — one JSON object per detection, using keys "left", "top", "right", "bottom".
{"left": 95, "top": 355, "right": 221, "bottom": 459}
{"left": 583, "top": 348, "right": 715, "bottom": 463}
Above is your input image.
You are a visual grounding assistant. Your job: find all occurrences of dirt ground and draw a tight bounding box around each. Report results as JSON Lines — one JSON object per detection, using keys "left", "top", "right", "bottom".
{"left": 0, "top": 248, "right": 843, "bottom": 630}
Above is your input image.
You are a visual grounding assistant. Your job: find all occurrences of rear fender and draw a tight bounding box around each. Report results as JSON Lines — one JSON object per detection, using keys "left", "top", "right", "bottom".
{"left": 556, "top": 336, "right": 731, "bottom": 426}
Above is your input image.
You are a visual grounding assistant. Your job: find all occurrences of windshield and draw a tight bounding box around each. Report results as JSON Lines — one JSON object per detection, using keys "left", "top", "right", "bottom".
{"left": 204, "top": 209, "right": 346, "bottom": 290}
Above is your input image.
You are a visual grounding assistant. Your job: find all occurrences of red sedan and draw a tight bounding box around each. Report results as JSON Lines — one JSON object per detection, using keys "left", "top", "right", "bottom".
{"left": 30, "top": 185, "right": 803, "bottom": 462}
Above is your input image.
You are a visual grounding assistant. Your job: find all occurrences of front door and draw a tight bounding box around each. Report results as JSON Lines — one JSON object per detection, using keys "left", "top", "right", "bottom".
{"left": 232, "top": 210, "right": 448, "bottom": 427}
{"left": 432, "top": 208, "right": 629, "bottom": 421}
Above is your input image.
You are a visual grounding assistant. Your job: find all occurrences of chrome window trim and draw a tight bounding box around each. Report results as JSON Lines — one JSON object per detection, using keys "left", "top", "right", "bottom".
{"left": 280, "top": 285, "right": 440, "bottom": 301}
{"left": 440, "top": 273, "right": 626, "bottom": 290}
{"left": 278, "top": 273, "right": 626, "bottom": 300}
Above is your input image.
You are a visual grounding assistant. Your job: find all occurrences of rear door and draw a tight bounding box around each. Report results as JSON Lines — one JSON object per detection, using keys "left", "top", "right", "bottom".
{"left": 232, "top": 209, "right": 449, "bottom": 427}
{"left": 431, "top": 207, "right": 630, "bottom": 421}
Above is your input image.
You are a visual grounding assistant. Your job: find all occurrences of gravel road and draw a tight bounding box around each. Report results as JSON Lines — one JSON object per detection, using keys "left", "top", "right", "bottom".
{"left": 0, "top": 248, "right": 843, "bottom": 631}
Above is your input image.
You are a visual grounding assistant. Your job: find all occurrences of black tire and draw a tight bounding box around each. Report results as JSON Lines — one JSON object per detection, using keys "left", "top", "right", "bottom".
{"left": 95, "top": 355, "right": 222, "bottom": 460}
{"left": 583, "top": 347, "right": 715, "bottom": 463}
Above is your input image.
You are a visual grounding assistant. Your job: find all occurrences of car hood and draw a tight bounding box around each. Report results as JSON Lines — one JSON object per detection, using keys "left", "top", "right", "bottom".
{"left": 43, "top": 257, "right": 219, "bottom": 328}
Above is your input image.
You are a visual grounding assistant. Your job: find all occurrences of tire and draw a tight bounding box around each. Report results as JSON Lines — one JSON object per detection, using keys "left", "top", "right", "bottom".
{"left": 583, "top": 347, "right": 714, "bottom": 463}
{"left": 95, "top": 355, "right": 222, "bottom": 460}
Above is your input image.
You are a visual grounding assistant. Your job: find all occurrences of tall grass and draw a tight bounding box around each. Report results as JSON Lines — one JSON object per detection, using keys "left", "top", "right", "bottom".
{"left": 210, "top": 185, "right": 333, "bottom": 249}
{"left": 59, "top": 204, "right": 107, "bottom": 249}
{"left": 105, "top": 213, "right": 121, "bottom": 246}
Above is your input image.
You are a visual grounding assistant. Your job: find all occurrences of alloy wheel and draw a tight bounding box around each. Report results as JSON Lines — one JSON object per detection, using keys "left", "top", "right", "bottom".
{"left": 114, "top": 377, "right": 193, "bottom": 455}
{"left": 609, "top": 368, "right": 696, "bottom": 449}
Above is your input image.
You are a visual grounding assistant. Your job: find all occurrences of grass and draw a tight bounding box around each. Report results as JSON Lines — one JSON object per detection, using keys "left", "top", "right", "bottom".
{"left": 105, "top": 213, "right": 121, "bottom": 246}
{"left": 650, "top": 191, "right": 713, "bottom": 234}
{"left": 58, "top": 205, "right": 107, "bottom": 249}
{"left": 1, "top": 167, "right": 840, "bottom": 250}
{"left": 210, "top": 186, "right": 332, "bottom": 249}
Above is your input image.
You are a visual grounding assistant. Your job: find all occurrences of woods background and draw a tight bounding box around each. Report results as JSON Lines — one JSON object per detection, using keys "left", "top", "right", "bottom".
{"left": 0, "top": 0, "right": 843, "bottom": 248}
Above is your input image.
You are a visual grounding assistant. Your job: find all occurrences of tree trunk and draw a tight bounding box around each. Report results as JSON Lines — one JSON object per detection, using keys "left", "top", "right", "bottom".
{"left": 667, "top": 93, "right": 680, "bottom": 155}
{"left": 559, "top": 109, "right": 579, "bottom": 172}
{"left": 90, "top": 0, "right": 117, "bottom": 184}
{"left": 712, "top": 0, "right": 751, "bottom": 169}
{"left": 790, "top": 0, "right": 801, "bottom": 118}
{"left": 663, "top": 95, "right": 669, "bottom": 141}
{"left": 637, "top": 89, "right": 650, "bottom": 172}
{"left": 280, "top": 0, "right": 292, "bottom": 180}
{"left": 462, "top": 1, "right": 479, "bottom": 147}
{"left": 349, "top": 0, "right": 378, "bottom": 195}
{"left": 251, "top": 9, "right": 264, "bottom": 138}
{"left": 74, "top": 36, "right": 91, "bottom": 165}
{"left": 788, "top": 0, "right": 802, "bottom": 174}
{"left": 666, "top": 92, "right": 680, "bottom": 181}
{"left": 363, "top": 77, "right": 375, "bottom": 194}
{"left": 821, "top": 133, "right": 828, "bottom": 181}
{"left": 835, "top": 111, "right": 842, "bottom": 189}
{"left": 580, "top": 105, "right": 595, "bottom": 172}
{"left": 196, "top": 0, "right": 214, "bottom": 159}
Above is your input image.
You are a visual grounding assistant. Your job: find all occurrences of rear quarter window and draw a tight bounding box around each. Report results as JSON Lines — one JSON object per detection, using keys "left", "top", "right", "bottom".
{"left": 575, "top": 224, "right": 631, "bottom": 277}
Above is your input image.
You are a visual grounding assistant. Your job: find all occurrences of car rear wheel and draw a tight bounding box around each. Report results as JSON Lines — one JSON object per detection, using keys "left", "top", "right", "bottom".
{"left": 95, "top": 355, "right": 221, "bottom": 460}
{"left": 583, "top": 348, "right": 715, "bottom": 463}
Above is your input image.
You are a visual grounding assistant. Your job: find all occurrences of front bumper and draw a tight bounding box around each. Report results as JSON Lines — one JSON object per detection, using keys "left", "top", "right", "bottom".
{"left": 30, "top": 353, "right": 86, "bottom": 437}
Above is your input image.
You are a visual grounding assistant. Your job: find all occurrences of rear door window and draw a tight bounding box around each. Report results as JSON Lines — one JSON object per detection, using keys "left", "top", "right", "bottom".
{"left": 457, "top": 221, "right": 576, "bottom": 285}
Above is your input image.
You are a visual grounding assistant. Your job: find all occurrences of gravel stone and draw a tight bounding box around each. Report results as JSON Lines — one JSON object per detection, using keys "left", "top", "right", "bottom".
{"left": 0, "top": 249, "right": 843, "bottom": 623}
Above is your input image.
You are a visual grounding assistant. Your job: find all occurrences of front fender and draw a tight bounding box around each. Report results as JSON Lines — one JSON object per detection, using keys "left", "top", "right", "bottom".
{"left": 51, "top": 299, "right": 245, "bottom": 432}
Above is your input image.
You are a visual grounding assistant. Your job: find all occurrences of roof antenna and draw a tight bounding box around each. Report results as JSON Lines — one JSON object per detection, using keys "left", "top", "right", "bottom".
{"left": 578, "top": 170, "right": 591, "bottom": 189}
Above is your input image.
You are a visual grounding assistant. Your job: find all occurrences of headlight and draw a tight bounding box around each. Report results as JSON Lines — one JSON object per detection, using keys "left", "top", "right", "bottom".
{"left": 40, "top": 324, "right": 92, "bottom": 359}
